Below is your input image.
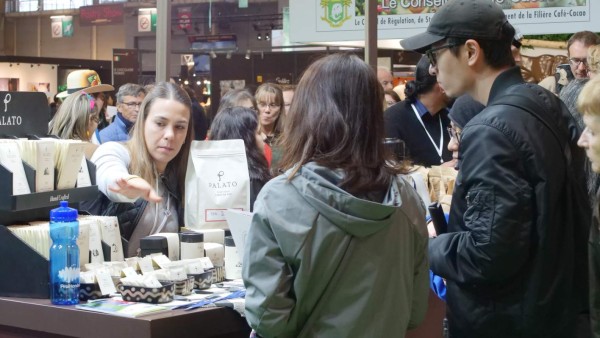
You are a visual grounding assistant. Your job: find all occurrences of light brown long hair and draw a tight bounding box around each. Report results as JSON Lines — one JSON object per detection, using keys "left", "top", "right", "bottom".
{"left": 126, "top": 82, "right": 193, "bottom": 197}
{"left": 255, "top": 83, "right": 284, "bottom": 135}
{"left": 49, "top": 91, "right": 96, "bottom": 140}
{"left": 279, "top": 53, "right": 407, "bottom": 195}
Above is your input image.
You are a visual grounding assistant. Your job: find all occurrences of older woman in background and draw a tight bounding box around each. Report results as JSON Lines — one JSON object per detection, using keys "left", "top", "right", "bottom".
{"left": 243, "top": 53, "right": 429, "bottom": 337}
{"left": 577, "top": 75, "right": 600, "bottom": 338}
{"left": 255, "top": 83, "right": 284, "bottom": 147}
{"left": 49, "top": 91, "right": 99, "bottom": 159}
{"left": 84, "top": 82, "right": 193, "bottom": 257}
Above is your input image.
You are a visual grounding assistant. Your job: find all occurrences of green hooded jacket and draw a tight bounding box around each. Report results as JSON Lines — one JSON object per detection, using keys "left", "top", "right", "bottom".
{"left": 243, "top": 162, "right": 429, "bottom": 338}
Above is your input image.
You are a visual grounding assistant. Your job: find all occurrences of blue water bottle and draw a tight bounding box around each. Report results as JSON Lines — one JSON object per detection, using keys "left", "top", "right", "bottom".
{"left": 49, "top": 201, "right": 80, "bottom": 305}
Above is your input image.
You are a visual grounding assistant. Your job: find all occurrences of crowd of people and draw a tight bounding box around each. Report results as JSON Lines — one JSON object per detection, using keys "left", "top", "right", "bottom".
{"left": 45, "top": 0, "right": 600, "bottom": 336}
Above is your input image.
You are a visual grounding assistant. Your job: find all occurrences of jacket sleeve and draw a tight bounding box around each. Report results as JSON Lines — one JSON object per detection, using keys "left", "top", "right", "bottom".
{"left": 91, "top": 142, "right": 137, "bottom": 203}
{"left": 409, "top": 225, "right": 430, "bottom": 329}
{"left": 242, "top": 196, "right": 296, "bottom": 337}
{"left": 429, "top": 124, "right": 534, "bottom": 285}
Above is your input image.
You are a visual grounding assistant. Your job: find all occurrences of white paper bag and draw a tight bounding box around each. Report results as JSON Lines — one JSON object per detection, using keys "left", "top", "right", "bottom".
{"left": 185, "top": 140, "right": 250, "bottom": 230}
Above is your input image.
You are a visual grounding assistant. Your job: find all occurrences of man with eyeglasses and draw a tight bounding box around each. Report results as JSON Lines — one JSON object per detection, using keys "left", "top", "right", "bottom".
{"left": 539, "top": 31, "right": 600, "bottom": 95}
{"left": 400, "top": 1, "right": 590, "bottom": 337}
{"left": 97, "top": 83, "right": 146, "bottom": 144}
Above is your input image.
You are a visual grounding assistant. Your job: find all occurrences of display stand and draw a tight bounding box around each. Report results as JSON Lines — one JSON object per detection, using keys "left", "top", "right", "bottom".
{"left": 0, "top": 91, "right": 98, "bottom": 298}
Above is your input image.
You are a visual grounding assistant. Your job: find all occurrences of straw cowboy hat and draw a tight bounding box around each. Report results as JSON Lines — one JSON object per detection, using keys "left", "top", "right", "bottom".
{"left": 56, "top": 69, "right": 114, "bottom": 99}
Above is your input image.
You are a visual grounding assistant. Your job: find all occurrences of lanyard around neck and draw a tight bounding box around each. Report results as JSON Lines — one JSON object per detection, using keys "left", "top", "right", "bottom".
{"left": 411, "top": 104, "right": 444, "bottom": 164}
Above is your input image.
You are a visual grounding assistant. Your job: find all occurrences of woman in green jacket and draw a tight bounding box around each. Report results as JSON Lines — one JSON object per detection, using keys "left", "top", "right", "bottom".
{"left": 242, "top": 53, "right": 430, "bottom": 338}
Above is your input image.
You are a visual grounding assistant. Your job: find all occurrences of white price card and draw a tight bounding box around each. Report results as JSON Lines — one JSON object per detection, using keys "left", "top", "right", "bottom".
{"left": 139, "top": 256, "right": 155, "bottom": 275}
{"left": 121, "top": 267, "right": 138, "bottom": 278}
{"left": 95, "top": 269, "right": 117, "bottom": 295}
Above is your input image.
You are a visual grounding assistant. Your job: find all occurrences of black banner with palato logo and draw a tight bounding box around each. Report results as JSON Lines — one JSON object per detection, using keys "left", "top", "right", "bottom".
{"left": 112, "top": 49, "right": 140, "bottom": 92}
{"left": 0, "top": 92, "right": 49, "bottom": 138}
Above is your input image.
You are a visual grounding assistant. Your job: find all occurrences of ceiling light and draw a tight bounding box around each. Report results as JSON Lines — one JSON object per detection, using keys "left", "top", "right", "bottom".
{"left": 257, "top": 33, "right": 262, "bottom": 41}
{"left": 245, "top": 49, "right": 251, "bottom": 60}
{"left": 265, "top": 32, "right": 270, "bottom": 41}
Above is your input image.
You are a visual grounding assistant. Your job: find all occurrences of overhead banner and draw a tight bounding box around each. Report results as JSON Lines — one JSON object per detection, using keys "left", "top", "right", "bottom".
{"left": 79, "top": 4, "right": 124, "bottom": 26}
{"left": 290, "top": 0, "right": 597, "bottom": 43}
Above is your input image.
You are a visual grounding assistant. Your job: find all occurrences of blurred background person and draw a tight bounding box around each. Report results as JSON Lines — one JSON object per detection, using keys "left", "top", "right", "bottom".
{"left": 588, "top": 45, "right": 600, "bottom": 79}
{"left": 216, "top": 88, "right": 272, "bottom": 167}
{"left": 90, "top": 92, "right": 117, "bottom": 146}
{"left": 217, "top": 88, "right": 257, "bottom": 113}
{"left": 539, "top": 31, "right": 600, "bottom": 95}
{"left": 576, "top": 75, "right": 600, "bottom": 338}
{"left": 281, "top": 84, "right": 295, "bottom": 115}
{"left": 48, "top": 91, "right": 99, "bottom": 159}
{"left": 255, "top": 83, "right": 284, "bottom": 147}
{"left": 384, "top": 89, "right": 402, "bottom": 108}
{"left": 446, "top": 95, "right": 485, "bottom": 170}
{"left": 243, "top": 53, "right": 428, "bottom": 337}
{"left": 377, "top": 66, "right": 394, "bottom": 91}
{"left": 384, "top": 55, "right": 453, "bottom": 167}
{"left": 210, "top": 106, "right": 271, "bottom": 210}
{"left": 183, "top": 86, "right": 207, "bottom": 140}
{"left": 97, "top": 83, "right": 146, "bottom": 144}
{"left": 511, "top": 29, "right": 524, "bottom": 66}
{"left": 84, "top": 82, "right": 192, "bottom": 257}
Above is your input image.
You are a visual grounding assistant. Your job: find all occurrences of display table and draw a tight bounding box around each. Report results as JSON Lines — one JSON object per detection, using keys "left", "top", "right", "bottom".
{"left": 0, "top": 297, "right": 251, "bottom": 338}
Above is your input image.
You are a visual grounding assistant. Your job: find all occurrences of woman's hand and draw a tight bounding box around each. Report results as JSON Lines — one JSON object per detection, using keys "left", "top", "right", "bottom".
{"left": 108, "top": 175, "right": 163, "bottom": 203}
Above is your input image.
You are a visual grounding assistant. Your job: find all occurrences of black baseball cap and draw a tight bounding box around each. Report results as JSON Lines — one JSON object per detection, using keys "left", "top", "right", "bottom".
{"left": 400, "top": 0, "right": 509, "bottom": 53}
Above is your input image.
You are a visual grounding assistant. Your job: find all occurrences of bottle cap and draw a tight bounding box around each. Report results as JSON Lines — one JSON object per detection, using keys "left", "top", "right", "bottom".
{"left": 224, "top": 236, "right": 236, "bottom": 247}
{"left": 179, "top": 232, "right": 204, "bottom": 243}
{"left": 50, "top": 200, "right": 78, "bottom": 222}
{"left": 140, "top": 236, "right": 168, "bottom": 249}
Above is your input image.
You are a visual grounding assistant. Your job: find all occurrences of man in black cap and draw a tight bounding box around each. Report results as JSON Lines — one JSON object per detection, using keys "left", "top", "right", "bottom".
{"left": 401, "top": 1, "right": 590, "bottom": 337}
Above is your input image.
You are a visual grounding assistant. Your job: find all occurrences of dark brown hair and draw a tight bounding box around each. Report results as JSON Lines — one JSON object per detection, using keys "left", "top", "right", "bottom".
{"left": 384, "top": 90, "right": 401, "bottom": 104}
{"left": 210, "top": 106, "right": 271, "bottom": 182}
{"left": 567, "top": 31, "right": 600, "bottom": 56}
{"left": 279, "top": 53, "right": 407, "bottom": 195}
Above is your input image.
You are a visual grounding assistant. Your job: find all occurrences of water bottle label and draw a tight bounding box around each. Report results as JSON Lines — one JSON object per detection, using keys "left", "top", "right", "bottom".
{"left": 59, "top": 283, "right": 80, "bottom": 289}
{"left": 58, "top": 266, "right": 79, "bottom": 283}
